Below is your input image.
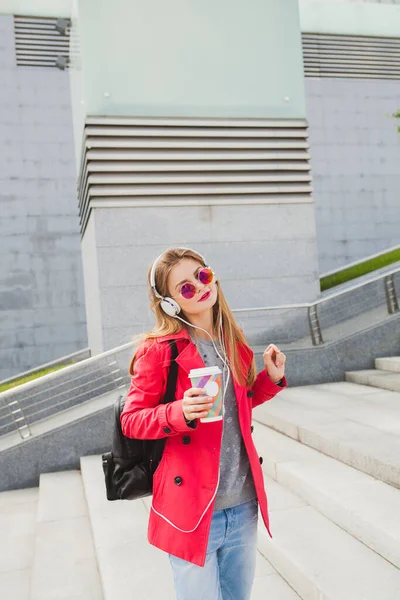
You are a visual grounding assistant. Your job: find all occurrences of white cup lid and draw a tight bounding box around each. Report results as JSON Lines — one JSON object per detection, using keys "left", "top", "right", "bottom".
{"left": 189, "top": 366, "right": 221, "bottom": 377}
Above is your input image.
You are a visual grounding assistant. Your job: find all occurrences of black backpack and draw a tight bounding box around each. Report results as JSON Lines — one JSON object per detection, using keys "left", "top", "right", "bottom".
{"left": 102, "top": 340, "right": 178, "bottom": 501}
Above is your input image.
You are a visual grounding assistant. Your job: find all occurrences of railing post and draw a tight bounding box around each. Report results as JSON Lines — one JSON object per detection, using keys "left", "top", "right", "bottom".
{"left": 308, "top": 304, "right": 324, "bottom": 346}
{"left": 2, "top": 398, "right": 31, "bottom": 439}
{"left": 105, "top": 356, "right": 127, "bottom": 392}
{"left": 384, "top": 275, "right": 399, "bottom": 314}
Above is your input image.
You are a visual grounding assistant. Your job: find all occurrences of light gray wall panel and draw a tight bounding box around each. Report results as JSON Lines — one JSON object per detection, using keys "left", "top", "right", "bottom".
{"left": 305, "top": 77, "right": 400, "bottom": 273}
{"left": 96, "top": 239, "right": 319, "bottom": 287}
{"left": 92, "top": 204, "right": 320, "bottom": 351}
{"left": 0, "top": 15, "right": 87, "bottom": 380}
{"left": 93, "top": 205, "right": 214, "bottom": 248}
{"left": 80, "top": 216, "right": 103, "bottom": 355}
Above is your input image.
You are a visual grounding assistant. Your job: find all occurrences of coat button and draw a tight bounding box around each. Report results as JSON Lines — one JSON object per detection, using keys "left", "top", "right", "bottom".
{"left": 163, "top": 427, "right": 171, "bottom": 434}
{"left": 259, "top": 456, "right": 263, "bottom": 465}
{"left": 247, "top": 390, "right": 254, "bottom": 398}
{"left": 250, "top": 425, "right": 254, "bottom": 433}
{"left": 182, "top": 436, "right": 191, "bottom": 444}
{"left": 174, "top": 476, "right": 183, "bottom": 485}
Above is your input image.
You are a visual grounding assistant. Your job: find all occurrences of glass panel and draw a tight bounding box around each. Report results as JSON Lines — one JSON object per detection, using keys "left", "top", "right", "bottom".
{"left": 72, "top": 0, "right": 306, "bottom": 119}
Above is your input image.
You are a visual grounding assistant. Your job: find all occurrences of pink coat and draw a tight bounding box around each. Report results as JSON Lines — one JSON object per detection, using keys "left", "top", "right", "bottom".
{"left": 121, "top": 328, "right": 287, "bottom": 566}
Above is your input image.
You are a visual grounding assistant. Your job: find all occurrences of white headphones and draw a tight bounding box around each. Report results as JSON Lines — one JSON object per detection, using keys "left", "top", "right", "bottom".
{"left": 150, "top": 248, "right": 211, "bottom": 317}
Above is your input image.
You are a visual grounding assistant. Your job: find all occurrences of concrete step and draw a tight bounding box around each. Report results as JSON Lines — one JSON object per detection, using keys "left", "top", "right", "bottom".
{"left": 253, "top": 383, "right": 400, "bottom": 488}
{"left": 30, "top": 470, "right": 103, "bottom": 600}
{"left": 258, "top": 476, "right": 400, "bottom": 600}
{"left": 0, "top": 487, "right": 38, "bottom": 600}
{"left": 252, "top": 422, "right": 400, "bottom": 568}
{"left": 375, "top": 356, "right": 400, "bottom": 373}
{"left": 80, "top": 455, "right": 176, "bottom": 600}
{"left": 345, "top": 368, "right": 400, "bottom": 393}
{"left": 81, "top": 455, "right": 301, "bottom": 600}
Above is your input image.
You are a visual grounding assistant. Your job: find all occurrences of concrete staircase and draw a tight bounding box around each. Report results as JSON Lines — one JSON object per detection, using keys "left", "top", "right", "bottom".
{"left": 0, "top": 471, "right": 103, "bottom": 600}
{"left": 2, "top": 373, "right": 400, "bottom": 599}
{"left": 80, "top": 455, "right": 300, "bottom": 600}
{"left": 345, "top": 356, "right": 400, "bottom": 393}
{"left": 30, "top": 471, "right": 102, "bottom": 600}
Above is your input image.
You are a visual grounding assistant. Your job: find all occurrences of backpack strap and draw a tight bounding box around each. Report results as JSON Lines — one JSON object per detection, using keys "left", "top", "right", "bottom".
{"left": 113, "top": 340, "right": 179, "bottom": 457}
{"left": 162, "top": 340, "right": 179, "bottom": 405}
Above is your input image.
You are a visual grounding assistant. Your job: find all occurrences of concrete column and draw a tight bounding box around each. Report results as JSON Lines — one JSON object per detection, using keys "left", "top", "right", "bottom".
{"left": 71, "top": 0, "right": 320, "bottom": 353}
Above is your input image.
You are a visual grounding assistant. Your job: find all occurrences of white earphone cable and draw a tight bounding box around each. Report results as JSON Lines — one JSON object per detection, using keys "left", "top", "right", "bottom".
{"left": 175, "top": 314, "right": 231, "bottom": 403}
{"left": 175, "top": 315, "right": 229, "bottom": 369}
{"left": 150, "top": 314, "right": 229, "bottom": 533}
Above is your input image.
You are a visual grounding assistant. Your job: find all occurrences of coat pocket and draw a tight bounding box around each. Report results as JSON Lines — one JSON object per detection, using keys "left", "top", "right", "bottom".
{"left": 152, "top": 452, "right": 169, "bottom": 510}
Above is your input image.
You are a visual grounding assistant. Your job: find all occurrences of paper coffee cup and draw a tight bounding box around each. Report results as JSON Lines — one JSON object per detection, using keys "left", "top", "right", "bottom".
{"left": 189, "top": 366, "right": 223, "bottom": 422}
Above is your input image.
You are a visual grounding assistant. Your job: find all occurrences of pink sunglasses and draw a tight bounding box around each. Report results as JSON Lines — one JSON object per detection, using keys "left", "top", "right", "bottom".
{"left": 175, "top": 268, "right": 214, "bottom": 299}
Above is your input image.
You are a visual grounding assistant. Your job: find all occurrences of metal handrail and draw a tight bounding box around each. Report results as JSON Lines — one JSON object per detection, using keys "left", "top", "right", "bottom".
{"left": 231, "top": 266, "right": 399, "bottom": 348}
{"left": 0, "top": 267, "right": 396, "bottom": 397}
{"left": 0, "top": 342, "right": 132, "bottom": 440}
{"left": 1, "top": 263, "right": 398, "bottom": 441}
{"left": 0, "top": 368, "right": 123, "bottom": 423}
{"left": 1, "top": 361, "right": 120, "bottom": 407}
{"left": 231, "top": 266, "right": 400, "bottom": 313}
{"left": 0, "top": 347, "right": 91, "bottom": 388}
{"left": 0, "top": 379, "right": 127, "bottom": 431}
{"left": 0, "top": 341, "right": 134, "bottom": 401}
{"left": 1, "top": 265, "right": 397, "bottom": 403}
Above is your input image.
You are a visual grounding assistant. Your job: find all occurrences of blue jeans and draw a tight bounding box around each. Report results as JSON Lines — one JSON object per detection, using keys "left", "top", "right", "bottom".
{"left": 169, "top": 498, "right": 258, "bottom": 600}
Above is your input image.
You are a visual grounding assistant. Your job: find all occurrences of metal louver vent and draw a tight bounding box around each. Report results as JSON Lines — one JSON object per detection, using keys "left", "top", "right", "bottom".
{"left": 14, "top": 15, "right": 70, "bottom": 68}
{"left": 77, "top": 117, "right": 313, "bottom": 236}
{"left": 302, "top": 33, "right": 400, "bottom": 80}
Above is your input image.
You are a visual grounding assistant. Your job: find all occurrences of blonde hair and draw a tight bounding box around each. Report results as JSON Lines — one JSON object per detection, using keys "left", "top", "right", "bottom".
{"left": 129, "top": 247, "right": 256, "bottom": 387}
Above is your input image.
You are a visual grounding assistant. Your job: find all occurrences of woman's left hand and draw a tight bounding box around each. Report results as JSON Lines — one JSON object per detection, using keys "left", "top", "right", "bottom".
{"left": 263, "top": 344, "right": 286, "bottom": 383}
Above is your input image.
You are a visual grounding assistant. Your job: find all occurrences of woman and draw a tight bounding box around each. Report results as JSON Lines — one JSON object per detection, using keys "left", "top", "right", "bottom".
{"left": 121, "top": 247, "right": 287, "bottom": 600}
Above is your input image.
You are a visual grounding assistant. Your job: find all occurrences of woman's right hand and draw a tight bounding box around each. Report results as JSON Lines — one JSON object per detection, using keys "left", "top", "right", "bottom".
{"left": 182, "top": 388, "right": 213, "bottom": 421}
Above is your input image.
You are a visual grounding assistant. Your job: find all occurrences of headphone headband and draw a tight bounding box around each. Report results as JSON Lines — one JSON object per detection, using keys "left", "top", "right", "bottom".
{"left": 150, "top": 247, "right": 208, "bottom": 299}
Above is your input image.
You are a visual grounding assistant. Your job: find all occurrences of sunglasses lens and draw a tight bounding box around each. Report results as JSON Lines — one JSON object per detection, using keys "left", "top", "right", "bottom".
{"left": 180, "top": 282, "right": 196, "bottom": 299}
{"left": 198, "top": 268, "right": 214, "bottom": 285}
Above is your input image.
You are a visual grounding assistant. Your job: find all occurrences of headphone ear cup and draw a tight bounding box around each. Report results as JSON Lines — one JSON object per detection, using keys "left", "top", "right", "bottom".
{"left": 160, "top": 297, "right": 181, "bottom": 317}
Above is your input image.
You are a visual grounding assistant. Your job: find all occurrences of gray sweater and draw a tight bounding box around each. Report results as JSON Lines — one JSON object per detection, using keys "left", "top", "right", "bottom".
{"left": 192, "top": 335, "right": 257, "bottom": 510}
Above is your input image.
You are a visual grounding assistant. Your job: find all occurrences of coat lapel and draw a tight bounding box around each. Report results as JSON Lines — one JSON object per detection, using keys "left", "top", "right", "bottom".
{"left": 175, "top": 340, "right": 205, "bottom": 375}
{"left": 159, "top": 329, "right": 254, "bottom": 390}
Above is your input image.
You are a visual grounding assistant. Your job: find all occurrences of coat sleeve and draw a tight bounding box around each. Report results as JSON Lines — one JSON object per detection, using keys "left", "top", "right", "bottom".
{"left": 250, "top": 369, "right": 287, "bottom": 409}
{"left": 120, "top": 341, "right": 196, "bottom": 440}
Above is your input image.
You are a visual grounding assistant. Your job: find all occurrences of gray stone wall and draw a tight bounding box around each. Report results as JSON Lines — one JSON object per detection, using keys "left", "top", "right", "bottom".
{"left": 0, "top": 15, "right": 87, "bottom": 380}
{"left": 305, "top": 78, "right": 400, "bottom": 273}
